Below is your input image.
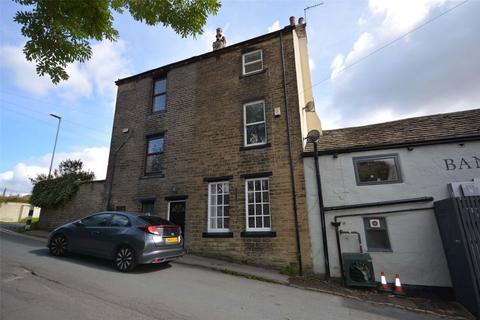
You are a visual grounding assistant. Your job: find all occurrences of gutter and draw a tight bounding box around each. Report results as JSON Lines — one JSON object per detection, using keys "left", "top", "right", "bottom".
{"left": 105, "top": 130, "right": 133, "bottom": 210}
{"left": 279, "top": 30, "right": 303, "bottom": 276}
{"left": 116, "top": 26, "right": 295, "bottom": 85}
{"left": 302, "top": 135, "right": 480, "bottom": 157}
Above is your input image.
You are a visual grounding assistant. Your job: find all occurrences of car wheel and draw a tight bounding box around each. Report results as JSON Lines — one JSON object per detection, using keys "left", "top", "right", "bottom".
{"left": 115, "top": 246, "right": 136, "bottom": 272}
{"left": 49, "top": 234, "right": 67, "bottom": 256}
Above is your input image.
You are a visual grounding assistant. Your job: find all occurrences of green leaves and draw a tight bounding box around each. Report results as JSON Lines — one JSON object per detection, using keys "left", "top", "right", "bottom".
{"left": 13, "top": 0, "right": 221, "bottom": 84}
{"left": 30, "top": 159, "right": 95, "bottom": 209}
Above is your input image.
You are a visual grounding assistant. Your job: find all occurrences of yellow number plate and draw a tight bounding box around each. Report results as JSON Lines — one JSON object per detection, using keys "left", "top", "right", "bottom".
{"left": 165, "top": 237, "right": 178, "bottom": 243}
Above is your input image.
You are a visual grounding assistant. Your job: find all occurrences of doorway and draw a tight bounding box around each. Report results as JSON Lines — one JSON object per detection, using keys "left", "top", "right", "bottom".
{"left": 168, "top": 201, "right": 186, "bottom": 239}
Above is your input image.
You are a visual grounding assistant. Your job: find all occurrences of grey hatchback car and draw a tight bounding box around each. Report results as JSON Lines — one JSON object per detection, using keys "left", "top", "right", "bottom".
{"left": 47, "top": 211, "right": 185, "bottom": 272}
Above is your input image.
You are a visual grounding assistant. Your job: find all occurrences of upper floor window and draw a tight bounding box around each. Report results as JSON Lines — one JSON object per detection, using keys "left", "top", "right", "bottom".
{"left": 145, "top": 135, "right": 164, "bottom": 175}
{"left": 353, "top": 154, "right": 402, "bottom": 185}
{"left": 208, "top": 182, "right": 230, "bottom": 232}
{"left": 244, "top": 100, "right": 267, "bottom": 146}
{"left": 246, "top": 178, "right": 271, "bottom": 231}
{"left": 152, "top": 77, "right": 167, "bottom": 112}
{"left": 242, "top": 50, "right": 263, "bottom": 75}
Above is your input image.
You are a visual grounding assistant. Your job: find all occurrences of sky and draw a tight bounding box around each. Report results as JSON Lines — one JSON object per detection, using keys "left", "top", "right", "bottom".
{"left": 1, "top": 0, "right": 479, "bottom": 195}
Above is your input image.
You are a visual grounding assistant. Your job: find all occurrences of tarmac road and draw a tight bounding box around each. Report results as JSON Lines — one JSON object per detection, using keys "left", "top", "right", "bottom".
{"left": 0, "top": 229, "right": 443, "bottom": 320}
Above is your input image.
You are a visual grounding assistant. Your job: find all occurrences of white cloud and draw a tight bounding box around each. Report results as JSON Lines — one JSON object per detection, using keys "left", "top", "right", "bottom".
{"left": 268, "top": 20, "right": 281, "bottom": 33}
{"left": 0, "top": 147, "right": 109, "bottom": 195}
{"left": 0, "top": 40, "right": 130, "bottom": 101}
{"left": 369, "top": 0, "right": 446, "bottom": 35}
{"left": 326, "top": 0, "right": 480, "bottom": 128}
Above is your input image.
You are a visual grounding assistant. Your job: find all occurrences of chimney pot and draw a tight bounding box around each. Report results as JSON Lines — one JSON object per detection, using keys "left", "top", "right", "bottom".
{"left": 298, "top": 17, "right": 305, "bottom": 25}
{"left": 289, "top": 16, "right": 296, "bottom": 27}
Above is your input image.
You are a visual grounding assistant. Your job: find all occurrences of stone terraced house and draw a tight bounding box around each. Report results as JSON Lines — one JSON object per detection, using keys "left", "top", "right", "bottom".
{"left": 39, "top": 19, "right": 322, "bottom": 273}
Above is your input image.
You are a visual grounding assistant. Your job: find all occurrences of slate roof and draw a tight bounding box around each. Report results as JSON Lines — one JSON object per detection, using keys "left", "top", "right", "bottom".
{"left": 305, "top": 108, "right": 480, "bottom": 154}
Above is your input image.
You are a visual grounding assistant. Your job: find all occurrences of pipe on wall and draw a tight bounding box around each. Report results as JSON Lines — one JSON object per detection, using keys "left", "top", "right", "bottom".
{"left": 331, "top": 206, "right": 434, "bottom": 281}
{"left": 279, "top": 30, "right": 303, "bottom": 276}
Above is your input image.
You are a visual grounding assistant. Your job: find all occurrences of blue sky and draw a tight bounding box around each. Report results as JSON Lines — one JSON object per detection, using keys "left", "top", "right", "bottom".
{"left": 1, "top": 0, "right": 478, "bottom": 194}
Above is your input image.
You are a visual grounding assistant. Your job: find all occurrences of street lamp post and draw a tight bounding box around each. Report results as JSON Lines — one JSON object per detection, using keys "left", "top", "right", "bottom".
{"left": 48, "top": 114, "right": 62, "bottom": 179}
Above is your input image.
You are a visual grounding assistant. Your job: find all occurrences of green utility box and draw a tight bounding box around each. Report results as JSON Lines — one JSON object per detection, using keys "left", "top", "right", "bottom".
{"left": 342, "top": 253, "right": 376, "bottom": 287}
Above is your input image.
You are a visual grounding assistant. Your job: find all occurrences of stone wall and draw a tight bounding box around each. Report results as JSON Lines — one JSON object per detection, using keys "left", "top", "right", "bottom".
{"left": 38, "top": 180, "right": 105, "bottom": 230}
{"left": 106, "top": 28, "right": 313, "bottom": 271}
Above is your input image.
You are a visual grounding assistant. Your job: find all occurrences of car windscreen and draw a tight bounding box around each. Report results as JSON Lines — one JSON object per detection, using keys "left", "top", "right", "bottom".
{"left": 138, "top": 215, "right": 175, "bottom": 226}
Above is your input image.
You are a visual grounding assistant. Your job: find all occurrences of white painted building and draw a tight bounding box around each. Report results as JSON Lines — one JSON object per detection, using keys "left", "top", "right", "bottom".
{"left": 0, "top": 202, "right": 41, "bottom": 222}
{"left": 303, "top": 109, "right": 480, "bottom": 294}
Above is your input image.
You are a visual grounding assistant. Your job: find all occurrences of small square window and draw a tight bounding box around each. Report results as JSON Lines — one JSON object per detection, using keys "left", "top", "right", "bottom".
{"left": 363, "top": 217, "right": 391, "bottom": 251}
{"left": 242, "top": 50, "right": 263, "bottom": 75}
{"left": 152, "top": 77, "right": 167, "bottom": 112}
{"left": 353, "top": 154, "right": 402, "bottom": 185}
{"left": 141, "top": 200, "right": 155, "bottom": 215}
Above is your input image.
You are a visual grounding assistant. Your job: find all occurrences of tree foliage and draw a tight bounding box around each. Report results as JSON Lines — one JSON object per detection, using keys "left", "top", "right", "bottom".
{"left": 13, "top": 0, "right": 221, "bottom": 83}
{"left": 30, "top": 159, "right": 95, "bottom": 209}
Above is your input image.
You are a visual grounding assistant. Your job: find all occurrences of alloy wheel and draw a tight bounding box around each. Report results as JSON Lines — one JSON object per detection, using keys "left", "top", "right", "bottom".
{"left": 50, "top": 235, "right": 67, "bottom": 256}
{"left": 115, "top": 247, "right": 135, "bottom": 272}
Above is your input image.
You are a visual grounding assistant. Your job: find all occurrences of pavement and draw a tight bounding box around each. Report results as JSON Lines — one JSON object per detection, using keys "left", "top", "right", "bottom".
{"left": 1, "top": 228, "right": 448, "bottom": 320}
{"left": 0, "top": 226, "right": 473, "bottom": 320}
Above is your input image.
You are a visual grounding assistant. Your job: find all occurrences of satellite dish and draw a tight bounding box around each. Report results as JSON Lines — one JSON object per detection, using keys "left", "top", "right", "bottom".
{"left": 304, "top": 101, "right": 315, "bottom": 112}
{"left": 306, "top": 130, "right": 320, "bottom": 143}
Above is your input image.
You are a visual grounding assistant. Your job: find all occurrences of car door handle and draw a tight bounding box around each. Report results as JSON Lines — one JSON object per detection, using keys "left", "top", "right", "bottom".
{"left": 91, "top": 231, "right": 101, "bottom": 236}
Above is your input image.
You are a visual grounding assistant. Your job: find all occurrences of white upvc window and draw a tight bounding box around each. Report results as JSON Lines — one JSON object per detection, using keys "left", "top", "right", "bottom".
{"left": 244, "top": 100, "right": 267, "bottom": 146}
{"left": 208, "top": 182, "right": 230, "bottom": 232}
{"left": 242, "top": 50, "right": 263, "bottom": 75}
{"left": 245, "top": 178, "right": 271, "bottom": 231}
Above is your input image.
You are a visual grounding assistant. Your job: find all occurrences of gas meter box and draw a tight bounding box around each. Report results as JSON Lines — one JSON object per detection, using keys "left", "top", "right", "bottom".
{"left": 342, "top": 253, "right": 376, "bottom": 287}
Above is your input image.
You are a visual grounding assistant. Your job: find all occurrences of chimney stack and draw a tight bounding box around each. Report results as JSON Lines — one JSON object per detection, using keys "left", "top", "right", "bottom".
{"left": 212, "top": 27, "right": 226, "bottom": 51}
{"left": 289, "top": 16, "right": 296, "bottom": 27}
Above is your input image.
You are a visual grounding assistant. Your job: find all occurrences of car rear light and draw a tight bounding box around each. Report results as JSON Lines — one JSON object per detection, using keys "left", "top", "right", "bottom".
{"left": 139, "top": 225, "right": 180, "bottom": 235}
{"left": 139, "top": 226, "right": 160, "bottom": 235}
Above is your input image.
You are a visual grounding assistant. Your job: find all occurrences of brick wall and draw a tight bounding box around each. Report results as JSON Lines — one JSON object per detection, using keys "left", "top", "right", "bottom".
{"left": 106, "top": 28, "right": 313, "bottom": 271}
{"left": 38, "top": 180, "right": 105, "bottom": 230}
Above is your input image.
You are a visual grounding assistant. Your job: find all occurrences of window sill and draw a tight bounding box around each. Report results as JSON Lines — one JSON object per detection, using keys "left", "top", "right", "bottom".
{"left": 141, "top": 174, "right": 165, "bottom": 180}
{"left": 239, "top": 69, "right": 267, "bottom": 79}
{"left": 367, "top": 248, "right": 393, "bottom": 253}
{"left": 202, "top": 232, "right": 234, "bottom": 238}
{"left": 356, "top": 180, "right": 403, "bottom": 186}
{"left": 148, "top": 110, "right": 166, "bottom": 116}
{"left": 239, "top": 143, "right": 271, "bottom": 151}
{"left": 240, "top": 231, "right": 276, "bottom": 238}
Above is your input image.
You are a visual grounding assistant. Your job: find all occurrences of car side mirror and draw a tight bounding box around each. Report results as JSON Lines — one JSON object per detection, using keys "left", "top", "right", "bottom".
{"left": 74, "top": 220, "right": 84, "bottom": 227}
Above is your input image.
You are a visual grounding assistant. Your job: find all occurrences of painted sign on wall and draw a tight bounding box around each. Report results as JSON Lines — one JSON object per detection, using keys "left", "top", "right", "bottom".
{"left": 443, "top": 156, "right": 480, "bottom": 171}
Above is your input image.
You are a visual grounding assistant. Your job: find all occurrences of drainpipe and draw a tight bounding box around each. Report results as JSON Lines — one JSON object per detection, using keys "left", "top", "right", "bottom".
{"left": 279, "top": 30, "right": 303, "bottom": 276}
{"left": 331, "top": 221, "right": 345, "bottom": 285}
{"left": 312, "top": 141, "right": 330, "bottom": 279}
{"left": 105, "top": 129, "right": 132, "bottom": 210}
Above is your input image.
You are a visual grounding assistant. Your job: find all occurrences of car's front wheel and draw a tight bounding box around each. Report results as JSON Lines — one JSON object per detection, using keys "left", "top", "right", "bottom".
{"left": 115, "top": 246, "right": 136, "bottom": 272}
{"left": 49, "top": 234, "right": 68, "bottom": 256}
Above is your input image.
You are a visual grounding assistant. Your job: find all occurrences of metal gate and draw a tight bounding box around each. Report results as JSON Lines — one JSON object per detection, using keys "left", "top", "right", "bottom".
{"left": 435, "top": 196, "right": 480, "bottom": 318}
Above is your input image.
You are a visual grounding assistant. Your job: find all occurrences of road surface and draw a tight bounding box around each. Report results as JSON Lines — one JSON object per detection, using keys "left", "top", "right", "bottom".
{"left": 0, "top": 229, "right": 442, "bottom": 320}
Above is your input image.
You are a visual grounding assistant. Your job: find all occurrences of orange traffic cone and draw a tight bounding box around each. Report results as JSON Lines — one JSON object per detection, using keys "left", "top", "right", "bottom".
{"left": 393, "top": 274, "right": 406, "bottom": 296}
{"left": 378, "top": 271, "right": 392, "bottom": 292}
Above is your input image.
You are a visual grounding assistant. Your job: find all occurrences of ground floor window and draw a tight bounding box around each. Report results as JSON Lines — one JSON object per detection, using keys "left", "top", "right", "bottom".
{"left": 363, "top": 217, "right": 391, "bottom": 251}
{"left": 245, "top": 178, "right": 271, "bottom": 231}
{"left": 141, "top": 200, "right": 155, "bottom": 215}
{"left": 208, "top": 182, "right": 230, "bottom": 232}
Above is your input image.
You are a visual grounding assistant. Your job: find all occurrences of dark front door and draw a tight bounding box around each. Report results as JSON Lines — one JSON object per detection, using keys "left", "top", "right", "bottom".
{"left": 168, "top": 201, "right": 186, "bottom": 238}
